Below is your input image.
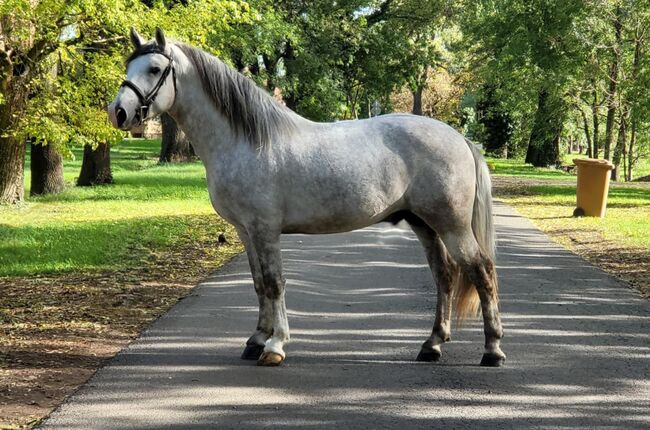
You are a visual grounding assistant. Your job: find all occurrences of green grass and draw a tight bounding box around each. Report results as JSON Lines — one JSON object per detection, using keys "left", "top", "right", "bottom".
{"left": 499, "top": 183, "right": 650, "bottom": 250}
{"left": 0, "top": 140, "right": 233, "bottom": 277}
{"left": 489, "top": 156, "right": 650, "bottom": 251}
{"left": 485, "top": 157, "right": 573, "bottom": 179}
{"left": 486, "top": 153, "right": 650, "bottom": 181}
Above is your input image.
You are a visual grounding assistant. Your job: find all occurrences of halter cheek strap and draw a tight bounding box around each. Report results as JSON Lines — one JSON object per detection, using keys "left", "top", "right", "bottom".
{"left": 120, "top": 48, "right": 177, "bottom": 125}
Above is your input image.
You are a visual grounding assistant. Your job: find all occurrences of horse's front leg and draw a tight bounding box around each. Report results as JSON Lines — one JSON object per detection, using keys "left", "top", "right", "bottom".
{"left": 249, "top": 229, "right": 289, "bottom": 366}
{"left": 238, "top": 229, "right": 273, "bottom": 360}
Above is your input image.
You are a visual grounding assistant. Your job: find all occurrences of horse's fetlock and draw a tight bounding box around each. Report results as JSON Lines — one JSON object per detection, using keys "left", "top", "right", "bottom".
{"left": 484, "top": 326, "right": 503, "bottom": 341}
{"left": 435, "top": 327, "right": 451, "bottom": 344}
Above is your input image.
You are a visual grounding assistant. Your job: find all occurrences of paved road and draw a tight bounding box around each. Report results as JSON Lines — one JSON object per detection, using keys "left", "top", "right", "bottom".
{"left": 41, "top": 203, "right": 650, "bottom": 429}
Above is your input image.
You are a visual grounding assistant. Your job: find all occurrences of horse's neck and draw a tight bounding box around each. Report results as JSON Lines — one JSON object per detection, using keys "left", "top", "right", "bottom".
{"left": 167, "top": 45, "right": 310, "bottom": 163}
{"left": 167, "top": 48, "right": 238, "bottom": 160}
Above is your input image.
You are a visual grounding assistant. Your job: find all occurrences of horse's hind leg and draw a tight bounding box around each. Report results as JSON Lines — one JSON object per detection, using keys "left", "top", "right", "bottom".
{"left": 409, "top": 220, "right": 457, "bottom": 362}
{"left": 237, "top": 229, "right": 273, "bottom": 360}
{"left": 440, "top": 229, "right": 506, "bottom": 367}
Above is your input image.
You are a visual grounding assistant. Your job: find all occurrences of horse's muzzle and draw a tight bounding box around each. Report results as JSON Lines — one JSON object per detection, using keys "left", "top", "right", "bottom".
{"left": 116, "top": 107, "right": 128, "bottom": 128}
{"left": 108, "top": 102, "right": 120, "bottom": 129}
{"left": 108, "top": 101, "right": 131, "bottom": 130}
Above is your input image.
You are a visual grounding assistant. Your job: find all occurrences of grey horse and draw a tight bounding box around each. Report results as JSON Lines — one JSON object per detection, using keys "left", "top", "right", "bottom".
{"left": 108, "top": 28, "right": 505, "bottom": 367}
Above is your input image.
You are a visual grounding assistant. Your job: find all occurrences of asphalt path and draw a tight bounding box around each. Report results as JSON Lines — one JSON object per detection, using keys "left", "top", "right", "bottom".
{"left": 41, "top": 203, "right": 650, "bottom": 429}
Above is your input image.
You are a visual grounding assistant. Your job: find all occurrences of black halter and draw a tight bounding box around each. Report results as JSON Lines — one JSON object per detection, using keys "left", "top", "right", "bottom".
{"left": 121, "top": 47, "right": 177, "bottom": 125}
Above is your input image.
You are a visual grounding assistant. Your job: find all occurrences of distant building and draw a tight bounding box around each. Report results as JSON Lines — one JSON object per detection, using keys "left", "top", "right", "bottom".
{"left": 130, "top": 117, "right": 162, "bottom": 139}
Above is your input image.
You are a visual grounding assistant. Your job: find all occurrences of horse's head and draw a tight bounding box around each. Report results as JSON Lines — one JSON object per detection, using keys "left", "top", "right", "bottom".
{"left": 108, "top": 28, "right": 177, "bottom": 130}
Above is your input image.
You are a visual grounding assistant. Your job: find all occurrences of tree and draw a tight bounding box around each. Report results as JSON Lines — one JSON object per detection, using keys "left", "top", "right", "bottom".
{"left": 0, "top": 0, "right": 146, "bottom": 203}
{"left": 525, "top": 88, "right": 566, "bottom": 167}
{"left": 603, "top": 5, "right": 623, "bottom": 161}
{"left": 476, "top": 86, "right": 513, "bottom": 158}
{"left": 77, "top": 142, "right": 112, "bottom": 186}
{"left": 30, "top": 141, "right": 64, "bottom": 195}
{"left": 159, "top": 113, "right": 195, "bottom": 163}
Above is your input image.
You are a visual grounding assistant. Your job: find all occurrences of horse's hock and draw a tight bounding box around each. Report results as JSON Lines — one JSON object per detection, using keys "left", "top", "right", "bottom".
{"left": 573, "top": 158, "right": 614, "bottom": 218}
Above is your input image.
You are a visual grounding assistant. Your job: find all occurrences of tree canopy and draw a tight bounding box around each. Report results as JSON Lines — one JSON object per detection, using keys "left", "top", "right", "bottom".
{"left": 1, "top": 0, "right": 649, "bottom": 203}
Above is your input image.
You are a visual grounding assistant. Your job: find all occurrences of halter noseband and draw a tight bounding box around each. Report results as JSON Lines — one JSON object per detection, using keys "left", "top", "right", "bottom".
{"left": 121, "top": 47, "right": 177, "bottom": 125}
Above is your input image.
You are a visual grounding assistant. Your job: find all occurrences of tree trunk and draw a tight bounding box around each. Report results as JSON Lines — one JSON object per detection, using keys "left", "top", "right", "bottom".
{"left": 604, "top": 6, "right": 623, "bottom": 161}
{"left": 411, "top": 66, "right": 429, "bottom": 116}
{"left": 628, "top": 120, "right": 636, "bottom": 181}
{"left": 579, "top": 107, "right": 593, "bottom": 158}
{"left": 612, "top": 111, "right": 626, "bottom": 181}
{"left": 592, "top": 91, "right": 600, "bottom": 158}
{"left": 77, "top": 142, "right": 113, "bottom": 186}
{"left": 525, "top": 89, "right": 564, "bottom": 167}
{"left": 626, "top": 24, "right": 643, "bottom": 181}
{"left": 30, "top": 141, "right": 64, "bottom": 196}
{"left": 0, "top": 134, "right": 25, "bottom": 204}
{"left": 159, "top": 113, "right": 195, "bottom": 163}
{"left": 412, "top": 86, "right": 423, "bottom": 115}
{"left": 0, "top": 83, "right": 28, "bottom": 204}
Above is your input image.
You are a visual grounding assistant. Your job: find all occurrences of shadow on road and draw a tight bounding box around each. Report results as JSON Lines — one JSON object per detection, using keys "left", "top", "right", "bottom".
{"left": 41, "top": 204, "right": 650, "bottom": 429}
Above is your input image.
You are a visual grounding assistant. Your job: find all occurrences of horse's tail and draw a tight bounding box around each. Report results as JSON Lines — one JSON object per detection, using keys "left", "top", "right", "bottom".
{"left": 454, "top": 139, "right": 497, "bottom": 321}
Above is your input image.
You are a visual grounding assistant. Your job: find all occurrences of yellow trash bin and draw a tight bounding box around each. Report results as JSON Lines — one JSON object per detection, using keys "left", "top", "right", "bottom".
{"left": 573, "top": 158, "right": 614, "bottom": 218}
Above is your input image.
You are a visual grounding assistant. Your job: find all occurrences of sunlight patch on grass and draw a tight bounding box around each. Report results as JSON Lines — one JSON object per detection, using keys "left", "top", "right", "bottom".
{"left": 497, "top": 183, "right": 650, "bottom": 250}
{"left": 485, "top": 157, "right": 574, "bottom": 180}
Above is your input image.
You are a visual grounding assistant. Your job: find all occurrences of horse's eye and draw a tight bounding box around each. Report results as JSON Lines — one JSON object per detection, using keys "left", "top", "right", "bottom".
{"left": 149, "top": 66, "right": 161, "bottom": 74}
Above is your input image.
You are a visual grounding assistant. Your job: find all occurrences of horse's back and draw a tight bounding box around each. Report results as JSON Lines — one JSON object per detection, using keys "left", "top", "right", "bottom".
{"left": 275, "top": 113, "right": 476, "bottom": 233}
{"left": 356, "top": 114, "right": 478, "bottom": 224}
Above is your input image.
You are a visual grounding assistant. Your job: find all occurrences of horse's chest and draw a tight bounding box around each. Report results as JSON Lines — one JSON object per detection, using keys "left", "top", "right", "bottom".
{"left": 204, "top": 159, "right": 272, "bottom": 225}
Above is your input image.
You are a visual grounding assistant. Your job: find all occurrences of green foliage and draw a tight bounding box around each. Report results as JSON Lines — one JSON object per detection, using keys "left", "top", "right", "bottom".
{"left": 2, "top": 0, "right": 650, "bottom": 177}
{"left": 0, "top": 0, "right": 259, "bottom": 153}
{"left": 461, "top": 0, "right": 650, "bottom": 172}
{"left": 476, "top": 86, "right": 514, "bottom": 157}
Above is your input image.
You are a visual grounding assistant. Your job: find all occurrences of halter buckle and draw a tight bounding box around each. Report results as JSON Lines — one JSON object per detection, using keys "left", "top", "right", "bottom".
{"left": 139, "top": 105, "right": 149, "bottom": 122}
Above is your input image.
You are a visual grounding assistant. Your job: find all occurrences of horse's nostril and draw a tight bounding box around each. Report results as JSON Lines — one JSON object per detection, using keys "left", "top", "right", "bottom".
{"left": 116, "top": 108, "right": 127, "bottom": 127}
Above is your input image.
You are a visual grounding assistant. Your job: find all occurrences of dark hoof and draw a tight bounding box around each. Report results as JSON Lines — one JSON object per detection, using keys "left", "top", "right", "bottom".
{"left": 241, "top": 344, "right": 265, "bottom": 360}
{"left": 416, "top": 348, "right": 441, "bottom": 362}
{"left": 480, "top": 353, "right": 506, "bottom": 367}
{"left": 257, "top": 351, "right": 284, "bottom": 366}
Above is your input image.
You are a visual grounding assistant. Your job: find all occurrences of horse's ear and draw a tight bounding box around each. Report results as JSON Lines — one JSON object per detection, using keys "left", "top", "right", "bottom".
{"left": 130, "top": 27, "right": 144, "bottom": 48}
{"left": 155, "top": 27, "right": 167, "bottom": 50}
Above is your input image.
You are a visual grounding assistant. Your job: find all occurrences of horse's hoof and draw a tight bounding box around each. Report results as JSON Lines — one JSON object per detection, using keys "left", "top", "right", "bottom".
{"left": 241, "top": 344, "right": 265, "bottom": 360}
{"left": 257, "top": 351, "right": 284, "bottom": 366}
{"left": 480, "top": 353, "right": 506, "bottom": 367}
{"left": 416, "top": 348, "right": 441, "bottom": 362}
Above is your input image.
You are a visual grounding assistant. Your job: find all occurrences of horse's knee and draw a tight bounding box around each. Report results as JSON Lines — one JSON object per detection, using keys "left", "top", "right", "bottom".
{"left": 262, "top": 273, "right": 285, "bottom": 300}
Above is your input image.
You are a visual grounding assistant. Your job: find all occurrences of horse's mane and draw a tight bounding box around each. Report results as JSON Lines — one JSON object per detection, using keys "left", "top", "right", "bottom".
{"left": 174, "top": 43, "right": 297, "bottom": 148}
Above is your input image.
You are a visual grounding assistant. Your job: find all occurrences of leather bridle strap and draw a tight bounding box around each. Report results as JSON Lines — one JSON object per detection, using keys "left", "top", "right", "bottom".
{"left": 120, "top": 48, "right": 177, "bottom": 125}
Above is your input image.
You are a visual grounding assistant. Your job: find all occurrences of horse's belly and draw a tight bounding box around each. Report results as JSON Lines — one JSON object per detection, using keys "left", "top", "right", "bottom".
{"left": 282, "top": 209, "right": 397, "bottom": 234}
{"left": 281, "top": 183, "right": 407, "bottom": 234}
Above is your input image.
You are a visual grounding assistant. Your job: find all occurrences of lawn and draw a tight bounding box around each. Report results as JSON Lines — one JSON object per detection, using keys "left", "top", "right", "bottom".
{"left": 487, "top": 157, "right": 573, "bottom": 179}
{"left": 488, "top": 153, "right": 650, "bottom": 181}
{"left": 488, "top": 156, "right": 650, "bottom": 297}
{"left": 1, "top": 139, "right": 236, "bottom": 277}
